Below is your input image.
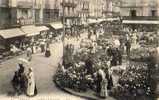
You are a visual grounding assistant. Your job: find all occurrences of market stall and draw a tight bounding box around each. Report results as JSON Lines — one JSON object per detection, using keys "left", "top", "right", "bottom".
{"left": 36, "top": 25, "right": 49, "bottom": 39}
{"left": 46, "top": 22, "right": 63, "bottom": 40}
{"left": 21, "top": 25, "right": 49, "bottom": 53}
{"left": 0, "top": 28, "right": 26, "bottom": 54}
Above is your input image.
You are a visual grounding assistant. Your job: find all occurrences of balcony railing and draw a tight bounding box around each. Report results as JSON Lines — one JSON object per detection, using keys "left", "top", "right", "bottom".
{"left": 65, "top": 12, "right": 79, "bottom": 18}
{"left": 18, "top": 18, "right": 34, "bottom": 25}
{"left": 43, "top": 17, "right": 61, "bottom": 24}
{"left": 0, "top": 17, "right": 62, "bottom": 29}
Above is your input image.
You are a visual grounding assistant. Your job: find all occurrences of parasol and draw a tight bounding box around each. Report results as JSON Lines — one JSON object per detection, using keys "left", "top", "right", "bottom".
{"left": 17, "top": 58, "right": 30, "bottom": 66}
{"left": 113, "top": 39, "right": 120, "bottom": 48}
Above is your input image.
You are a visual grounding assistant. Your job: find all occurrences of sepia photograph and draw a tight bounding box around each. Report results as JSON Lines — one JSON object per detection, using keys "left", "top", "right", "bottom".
{"left": 0, "top": 0, "right": 159, "bottom": 100}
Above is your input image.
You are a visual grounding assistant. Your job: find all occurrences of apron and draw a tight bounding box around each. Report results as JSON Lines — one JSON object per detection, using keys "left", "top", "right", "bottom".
{"left": 27, "top": 71, "right": 35, "bottom": 96}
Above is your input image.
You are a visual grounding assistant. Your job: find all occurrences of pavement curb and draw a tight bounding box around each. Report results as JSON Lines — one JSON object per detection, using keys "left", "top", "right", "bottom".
{"left": 53, "top": 79, "right": 98, "bottom": 100}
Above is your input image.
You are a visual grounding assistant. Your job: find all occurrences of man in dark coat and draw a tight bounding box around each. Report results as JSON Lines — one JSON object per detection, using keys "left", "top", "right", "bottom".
{"left": 111, "top": 48, "right": 118, "bottom": 66}
{"left": 19, "top": 72, "right": 27, "bottom": 94}
{"left": 125, "top": 40, "right": 131, "bottom": 59}
{"left": 96, "top": 71, "right": 103, "bottom": 93}
{"left": 12, "top": 71, "right": 21, "bottom": 95}
{"left": 116, "top": 48, "right": 122, "bottom": 65}
{"left": 17, "top": 64, "right": 27, "bottom": 94}
{"left": 107, "top": 75, "right": 113, "bottom": 90}
{"left": 85, "top": 58, "right": 93, "bottom": 75}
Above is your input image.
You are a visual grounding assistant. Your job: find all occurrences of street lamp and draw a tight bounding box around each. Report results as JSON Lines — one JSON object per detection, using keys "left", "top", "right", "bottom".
{"left": 62, "top": 0, "right": 66, "bottom": 59}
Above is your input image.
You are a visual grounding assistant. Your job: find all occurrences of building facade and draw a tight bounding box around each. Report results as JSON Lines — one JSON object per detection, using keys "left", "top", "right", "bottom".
{"left": 14, "top": 0, "right": 44, "bottom": 25}
{"left": 61, "top": 0, "right": 78, "bottom": 27}
{"left": 102, "top": 0, "right": 121, "bottom": 18}
{"left": 0, "top": 0, "right": 112, "bottom": 29}
{"left": 120, "top": 0, "right": 159, "bottom": 18}
{"left": 120, "top": 0, "right": 159, "bottom": 32}
{"left": 89, "top": 0, "right": 104, "bottom": 18}
{"left": 43, "top": 0, "right": 61, "bottom": 23}
{"left": 0, "top": 0, "right": 11, "bottom": 29}
{"left": 77, "top": 0, "right": 89, "bottom": 23}
{"left": 0, "top": 0, "right": 44, "bottom": 29}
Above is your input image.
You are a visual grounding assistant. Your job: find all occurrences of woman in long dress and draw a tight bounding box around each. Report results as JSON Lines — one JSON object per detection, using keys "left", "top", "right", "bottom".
{"left": 26, "top": 67, "right": 36, "bottom": 97}
{"left": 98, "top": 69, "right": 108, "bottom": 98}
{"left": 26, "top": 47, "right": 32, "bottom": 61}
{"left": 100, "top": 78, "right": 108, "bottom": 98}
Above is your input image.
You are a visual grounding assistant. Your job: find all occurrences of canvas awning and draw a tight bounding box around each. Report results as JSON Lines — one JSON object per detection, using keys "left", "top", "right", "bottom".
{"left": 81, "top": 21, "right": 88, "bottom": 27}
{"left": 0, "top": 28, "right": 26, "bottom": 39}
{"left": 87, "top": 19, "right": 98, "bottom": 24}
{"left": 122, "top": 20, "right": 159, "bottom": 24}
{"left": 106, "top": 18, "right": 120, "bottom": 21}
{"left": 50, "top": 22, "right": 63, "bottom": 30}
{"left": 21, "top": 25, "right": 40, "bottom": 37}
{"left": 97, "top": 18, "right": 106, "bottom": 23}
{"left": 36, "top": 26, "right": 49, "bottom": 32}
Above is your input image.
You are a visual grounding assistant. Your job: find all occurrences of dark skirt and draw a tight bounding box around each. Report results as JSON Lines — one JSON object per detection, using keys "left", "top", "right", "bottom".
{"left": 45, "top": 50, "right": 51, "bottom": 57}
{"left": 107, "top": 76, "right": 113, "bottom": 90}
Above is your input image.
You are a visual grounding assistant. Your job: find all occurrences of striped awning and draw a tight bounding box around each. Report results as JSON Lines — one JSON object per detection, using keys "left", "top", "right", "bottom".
{"left": 0, "top": 28, "right": 26, "bottom": 39}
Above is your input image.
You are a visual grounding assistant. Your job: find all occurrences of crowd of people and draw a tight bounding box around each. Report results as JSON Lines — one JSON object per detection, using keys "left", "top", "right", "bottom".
{"left": 55, "top": 32, "right": 112, "bottom": 98}
{"left": 7, "top": 19, "right": 159, "bottom": 99}
{"left": 25, "top": 39, "right": 51, "bottom": 61}
{"left": 54, "top": 20, "right": 159, "bottom": 99}
{"left": 55, "top": 26, "right": 128, "bottom": 98}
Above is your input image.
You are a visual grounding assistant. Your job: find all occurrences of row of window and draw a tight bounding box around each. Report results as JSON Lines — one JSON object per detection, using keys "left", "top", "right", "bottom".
{"left": 130, "top": 10, "right": 157, "bottom": 17}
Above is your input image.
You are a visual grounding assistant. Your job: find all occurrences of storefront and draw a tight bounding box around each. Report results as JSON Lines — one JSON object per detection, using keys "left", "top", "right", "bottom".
{"left": 36, "top": 26, "right": 49, "bottom": 39}
{"left": 122, "top": 20, "right": 159, "bottom": 32}
{"left": 21, "top": 25, "right": 49, "bottom": 45}
{"left": 0, "top": 28, "right": 26, "bottom": 52}
{"left": 49, "top": 22, "right": 63, "bottom": 38}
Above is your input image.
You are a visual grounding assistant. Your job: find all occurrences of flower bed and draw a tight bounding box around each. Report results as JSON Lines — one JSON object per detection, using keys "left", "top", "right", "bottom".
{"left": 54, "top": 35, "right": 153, "bottom": 99}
